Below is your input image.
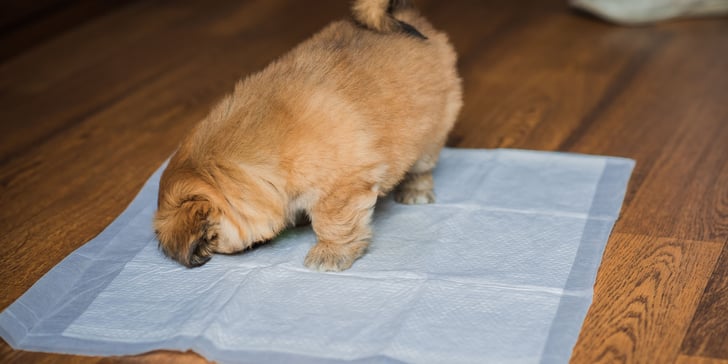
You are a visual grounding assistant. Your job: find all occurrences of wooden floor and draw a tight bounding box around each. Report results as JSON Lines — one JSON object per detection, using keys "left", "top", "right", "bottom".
{"left": 1, "top": 1, "right": 727, "bottom": 363}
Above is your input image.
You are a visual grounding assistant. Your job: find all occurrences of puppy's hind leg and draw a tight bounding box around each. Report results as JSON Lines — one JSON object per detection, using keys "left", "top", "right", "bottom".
{"left": 394, "top": 150, "right": 440, "bottom": 205}
{"left": 395, "top": 83, "right": 461, "bottom": 205}
{"left": 304, "top": 183, "right": 377, "bottom": 271}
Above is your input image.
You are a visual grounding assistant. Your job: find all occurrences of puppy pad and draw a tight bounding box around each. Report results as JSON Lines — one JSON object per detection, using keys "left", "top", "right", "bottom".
{"left": 0, "top": 149, "right": 634, "bottom": 363}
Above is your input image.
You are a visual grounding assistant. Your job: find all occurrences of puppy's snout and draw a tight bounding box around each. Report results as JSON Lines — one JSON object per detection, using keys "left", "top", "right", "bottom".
{"left": 156, "top": 233, "right": 213, "bottom": 268}
{"left": 187, "top": 252, "right": 212, "bottom": 267}
{"left": 184, "top": 238, "right": 213, "bottom": 268}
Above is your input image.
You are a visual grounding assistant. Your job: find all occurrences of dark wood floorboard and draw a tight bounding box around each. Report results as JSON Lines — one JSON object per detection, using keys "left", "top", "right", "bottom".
{"left": 0, "top": 1, "right": 726, "bottom": 363}
{"left": 571, "top": 234, "right": 722, "bottom": 363}
{"left": 0, "top": 0, "right": 130, "bottom": 62}
{"left": 681, "top": 242, "right": 728, "bottom": 358}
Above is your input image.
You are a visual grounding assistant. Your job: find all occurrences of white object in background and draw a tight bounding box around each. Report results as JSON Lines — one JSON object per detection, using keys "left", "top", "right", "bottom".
{"left": 571, "top": 0, "right": 728, "bottom": 24}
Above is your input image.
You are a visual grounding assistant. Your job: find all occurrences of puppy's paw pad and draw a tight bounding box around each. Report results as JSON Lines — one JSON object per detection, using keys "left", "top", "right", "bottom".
{"left": 394, "top": 189, "right": 435, "bottom": 205}
{"left": 304, "top": 242, "right": 366, "bottom": 272}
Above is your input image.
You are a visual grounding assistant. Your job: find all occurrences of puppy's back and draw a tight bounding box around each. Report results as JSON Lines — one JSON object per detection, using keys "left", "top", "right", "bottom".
{"left": 267, "top": 11, "right": 461, "bottom": 190}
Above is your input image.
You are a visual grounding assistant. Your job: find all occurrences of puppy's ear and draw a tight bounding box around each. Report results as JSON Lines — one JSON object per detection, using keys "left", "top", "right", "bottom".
{"left": 154, "top": 196, "right": 216, "bottom": 267}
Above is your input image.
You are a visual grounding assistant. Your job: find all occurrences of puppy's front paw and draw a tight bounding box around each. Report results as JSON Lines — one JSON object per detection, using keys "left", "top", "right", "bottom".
{"left": 304, "top": 241, "right": 367, "bottom": 272}
{"left": 394, "top": 188, "right": 435, "bottom": 204}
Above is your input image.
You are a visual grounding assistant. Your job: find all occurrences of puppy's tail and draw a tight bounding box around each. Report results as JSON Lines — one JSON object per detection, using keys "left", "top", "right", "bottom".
{"left": 351, "top": 0, "right": 427, "bottom": 39}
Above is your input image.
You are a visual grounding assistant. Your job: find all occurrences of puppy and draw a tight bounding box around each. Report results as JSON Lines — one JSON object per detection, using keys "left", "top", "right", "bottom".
{"left": 154, "top": 0, "right": 462, "bottom": 271}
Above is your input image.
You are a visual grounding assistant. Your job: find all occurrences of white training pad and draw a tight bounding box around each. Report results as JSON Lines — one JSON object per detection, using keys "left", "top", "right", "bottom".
{"left": 0, "top": 149, "right": 634, "bottom": 363}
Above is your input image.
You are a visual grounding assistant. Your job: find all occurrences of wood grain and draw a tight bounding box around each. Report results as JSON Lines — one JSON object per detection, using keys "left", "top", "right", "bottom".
{"left": 566, "top": 21, "right": 728, "bottom": 242}
{"left": 676, "top": 355, "right": 728, "bottom": 364}
{"left": 570, "top": 234, "right": 722, "bottom": 363}
{"left": 1, "top": 0, "right": 727, "bottom": 363}
{"left": 0, "top": 0, "right": 129, "bottom": 62}
{"left": 681, "top": 242, "right": 728, "bottom": 358}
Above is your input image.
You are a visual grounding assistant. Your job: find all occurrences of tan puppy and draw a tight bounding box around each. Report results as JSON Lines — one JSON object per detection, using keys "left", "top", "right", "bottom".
{"left": 154, "top": 0, "right": 462, "bottom": 271}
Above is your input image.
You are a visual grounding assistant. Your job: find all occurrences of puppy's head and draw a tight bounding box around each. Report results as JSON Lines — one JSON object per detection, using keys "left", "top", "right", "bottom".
{"left": 154, "top": 158, "right": 288, "bottom": 267}
{"left": 154, "top": 171, "right": 249, "bottom": 267}
{"left": 154, "top": 195, "right": 218, "bottom": 267}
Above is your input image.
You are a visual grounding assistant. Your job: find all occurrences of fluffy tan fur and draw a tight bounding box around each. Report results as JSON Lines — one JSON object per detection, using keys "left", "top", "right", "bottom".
{"left": 154, "top": 0, "right": 462, "bottom": 271}
{"left": 352, "top": 0, "right": 402, "bottom": 32}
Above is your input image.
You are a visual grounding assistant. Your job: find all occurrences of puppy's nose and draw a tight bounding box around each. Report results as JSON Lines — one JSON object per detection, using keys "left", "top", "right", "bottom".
{"left": 187, "top": 253, "right": 212, "bottom": 267}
